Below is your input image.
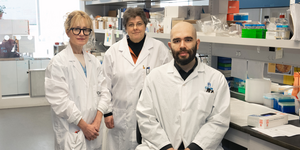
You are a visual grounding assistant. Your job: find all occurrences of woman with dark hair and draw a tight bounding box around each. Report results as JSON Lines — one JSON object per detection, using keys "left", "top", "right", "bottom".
{"left": 102, "top": 7, "right": 172, "bottom": 150}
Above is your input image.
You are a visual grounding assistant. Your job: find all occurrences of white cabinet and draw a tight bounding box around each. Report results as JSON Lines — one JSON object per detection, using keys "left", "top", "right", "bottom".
{"left": 17, "top": 61, "right": 29, "bottom": 94}
{"left": 0, "top": 61, "right": 18, "bottom": 95}
{"left": 0, "top": 59, "right": 49, "bottom": 96}
{"left": 29, "top": 60, "right": 42, "bottom": 69}
{"left": 29, "top": 60, "right": 50, "bottom": 69}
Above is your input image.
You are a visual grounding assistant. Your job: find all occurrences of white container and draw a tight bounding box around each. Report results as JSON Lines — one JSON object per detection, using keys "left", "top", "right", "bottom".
{"left": 164, "top": 6, "right": 188, "bottom": 18}
{"left": 271, "top": 83, "right": 279, "bottom": 92}
{"left": 245, "top": 79, "right": 271, "bottom": 104}
{"left": 263, "top": 98, "right": 274, "bottom": 108}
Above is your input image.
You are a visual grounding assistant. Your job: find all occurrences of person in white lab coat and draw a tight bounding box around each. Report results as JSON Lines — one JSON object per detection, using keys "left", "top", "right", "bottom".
{"left": 136, "top": 22, "right": 230, "bottom": 150}
{"left": 102, "top": 7, "right": 172, "bottom": 150}
{"left": 45, "top": 10, "right": 110, "bottom": 150}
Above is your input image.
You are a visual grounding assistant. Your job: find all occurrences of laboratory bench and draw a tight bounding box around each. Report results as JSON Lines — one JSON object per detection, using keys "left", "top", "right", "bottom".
{"left": 226, "top": 98, "right": 300, "bottom": 150}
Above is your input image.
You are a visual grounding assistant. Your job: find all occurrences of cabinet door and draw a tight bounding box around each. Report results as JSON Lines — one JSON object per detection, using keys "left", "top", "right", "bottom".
{"left": 29, "top": 60, "right": 42, "bottom": 69}
{"left": 41, "top": 60, "right": 50, "bottom": 69}
{"left": 16, "top": 60, "right": 29, "bottom": 94}
{"left": 0, "top": 61, "right": 18, "bottom": 95}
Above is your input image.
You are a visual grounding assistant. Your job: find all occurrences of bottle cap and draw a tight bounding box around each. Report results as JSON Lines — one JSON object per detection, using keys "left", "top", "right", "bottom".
{"left": 264, "top": 16, "right": 269, "bottom": 19}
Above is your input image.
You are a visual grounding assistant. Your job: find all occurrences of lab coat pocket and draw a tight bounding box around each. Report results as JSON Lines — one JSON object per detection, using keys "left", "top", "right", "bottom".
{"left": 64, "top": 131, "right": 86, "bottom": 150}
{"left": 197, "top": 91, "right": 215, "bottom": 114}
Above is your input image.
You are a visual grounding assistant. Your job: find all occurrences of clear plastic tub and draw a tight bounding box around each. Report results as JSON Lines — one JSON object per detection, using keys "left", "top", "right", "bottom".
{"left": 263, "top": 93, "right": 281, "bottom": 108}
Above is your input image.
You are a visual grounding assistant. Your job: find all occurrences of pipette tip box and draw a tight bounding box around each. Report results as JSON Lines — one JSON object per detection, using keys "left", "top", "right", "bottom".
{"left": 247, "top": 112, "right": 288, "bottom": 129}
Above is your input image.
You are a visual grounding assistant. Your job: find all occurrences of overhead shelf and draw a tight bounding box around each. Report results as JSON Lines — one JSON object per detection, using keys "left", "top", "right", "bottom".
{"left": 147, "top": 32, "right": 300, "bottom": 49}
{"left": 94, "top": 29, "right": 124, "bottom": 35}
{"left": 94, "top": 30, "right": 300, "bottom": 49}
{"left": 86, "top": 0, "right": 158, "bottom": 5}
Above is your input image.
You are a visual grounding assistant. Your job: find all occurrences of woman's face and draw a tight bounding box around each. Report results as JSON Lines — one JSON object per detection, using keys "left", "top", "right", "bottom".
{"left": 126, "top": 16, "right": 146, "bottom": 43}
{"left": 67, "top": 18, "right": 90, "bottom": 47}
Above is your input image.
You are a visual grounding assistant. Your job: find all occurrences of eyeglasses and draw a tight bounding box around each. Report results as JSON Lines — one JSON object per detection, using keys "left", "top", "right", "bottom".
{"left": 69, "top": 28, "right": 92, "bottom": 36}
{"left": 127, "top": 22, "right": 144, "bottom": 28}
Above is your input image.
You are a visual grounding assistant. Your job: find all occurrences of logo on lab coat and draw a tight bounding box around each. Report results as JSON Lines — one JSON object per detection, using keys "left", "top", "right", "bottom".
{"left": 205, "top": 82, "right": 214, "bottom": 93}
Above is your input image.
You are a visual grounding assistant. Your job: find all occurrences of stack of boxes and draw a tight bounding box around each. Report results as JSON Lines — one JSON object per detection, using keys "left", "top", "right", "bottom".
{"left": 227, "top": 0, "right": 240, "bottom": 21}
{"left": 217, "top": 57, "right": 233, "bottom": 88}
{"left": 263, "top": 93, "right": 295, "bottom": 114}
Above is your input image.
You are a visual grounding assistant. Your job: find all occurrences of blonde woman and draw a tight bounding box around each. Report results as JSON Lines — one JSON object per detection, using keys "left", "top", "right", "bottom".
{"left": 45, "top": 10, "right": 110, "bottom": 150}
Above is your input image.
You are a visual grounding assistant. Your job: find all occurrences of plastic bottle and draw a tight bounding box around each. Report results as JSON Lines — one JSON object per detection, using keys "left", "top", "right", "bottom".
{"left": 282, "top": 25, "right": 290, "bottom": 40}
{"left": 276, "top": 25, "right": 283, "bottom": 40}
{"left": 275, "top": 13, "right": 288, "bottom": 25}
{"left": 264, "top": 16, "right": 270, "bottom": 29}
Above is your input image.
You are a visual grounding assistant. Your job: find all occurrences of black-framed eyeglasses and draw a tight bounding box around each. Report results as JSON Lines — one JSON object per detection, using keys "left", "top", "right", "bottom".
{"left": 69, "top": 28, "right": 92, "bottom": 36}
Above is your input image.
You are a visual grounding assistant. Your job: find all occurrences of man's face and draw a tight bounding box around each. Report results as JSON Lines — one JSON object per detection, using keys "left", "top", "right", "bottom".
{"left": 168, "top": 23, "right": 200, "bottom": 66}
{"left": 171, "top": 43, "right": 197, "bottom": 65}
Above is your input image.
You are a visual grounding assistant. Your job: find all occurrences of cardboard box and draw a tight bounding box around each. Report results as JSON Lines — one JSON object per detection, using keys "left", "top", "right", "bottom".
{"left": 93, "top": 20, "right": 99, "bottom": 29}
{"left": 163, "top": 17, "right": 184, "bottom": 34}
{"left": 227, "top": 14, "right": 234, "bottom": 21}
{"left": 228, "top": 1, "right": 239, "bottom": 14}
{"left": 165, "top": 6, "right": 188, "bottom": 18}
{"left": 108, "top": 10, "right": 117, "bottom": 17}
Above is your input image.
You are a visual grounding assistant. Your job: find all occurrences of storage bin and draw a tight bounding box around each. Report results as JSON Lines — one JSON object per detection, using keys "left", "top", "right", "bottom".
{"left": 218, "top": 63, "right": 231, "bottom": 67}
{"left": 238, "top": 86, "right": 245, "bottom": 94}
{"left": 242, "top": 29, "right": 267, "bottom": 39}
{"left": 278, "top": 102, "right": 295, "bottom": 114}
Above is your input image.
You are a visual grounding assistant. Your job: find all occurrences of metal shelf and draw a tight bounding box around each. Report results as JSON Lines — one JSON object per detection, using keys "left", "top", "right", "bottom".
{"left": 147, "top": 32, "right": 300, "bottom": 49}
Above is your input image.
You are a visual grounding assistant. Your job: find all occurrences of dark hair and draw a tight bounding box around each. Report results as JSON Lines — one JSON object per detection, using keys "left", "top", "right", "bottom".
{"left": 123, "top": 7, "right": 148, "bottom": 30}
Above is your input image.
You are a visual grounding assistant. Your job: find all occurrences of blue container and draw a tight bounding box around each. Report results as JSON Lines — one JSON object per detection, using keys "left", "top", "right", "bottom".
{"left": 273, "top": 95, "right": 294, "bottom": 111}
{"left": 234, "top": 14, "right": 249, "bottom": 21}
{"left": 218, "top": 66, "right": 231, "bottom": 70}
{"left": 218, "top": 57, "right": 232, "bottom": 64}
{"left": 278, "top": 102, "right": 295, "bottom": 114}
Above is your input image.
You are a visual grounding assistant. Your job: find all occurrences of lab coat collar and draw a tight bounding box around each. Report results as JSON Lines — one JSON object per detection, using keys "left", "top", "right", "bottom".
{"left": 118, "top": 34, "right": 153, "bottom": 67}
{"left": 167, "top": 57, "right": 205, "bottom": 74}
{"left": 66, "top": 43, "right": 92, "bottom": 84}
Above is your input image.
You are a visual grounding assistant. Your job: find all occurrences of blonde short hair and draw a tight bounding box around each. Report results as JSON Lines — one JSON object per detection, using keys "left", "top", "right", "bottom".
{"left": 64, "top": 10, "right": 94, "bottom": 38}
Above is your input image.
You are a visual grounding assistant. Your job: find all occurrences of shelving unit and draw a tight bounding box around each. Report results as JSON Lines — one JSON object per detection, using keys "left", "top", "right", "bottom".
{"left": 93, "top": 28, "right": 300, "bottom": 67}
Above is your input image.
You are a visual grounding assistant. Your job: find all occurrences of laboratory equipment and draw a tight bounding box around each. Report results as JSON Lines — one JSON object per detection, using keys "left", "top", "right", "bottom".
{"left": 245, "top": 78, "right": 271, "bottom": 104}
{"left": 247, "top": 112, "right": 288, "bottom": 129}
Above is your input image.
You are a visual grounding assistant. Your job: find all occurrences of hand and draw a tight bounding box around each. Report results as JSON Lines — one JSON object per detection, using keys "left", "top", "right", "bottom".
{"left": 105, "top": 115, "right": 114, "bottom": 129}
{"left": 185, "top": 148, "right": 190, "bottom": 150}
{"left": 167, "top": 148, "right": 175, "bottom": 150}
{"left": 78, "top": 119, "right": 99, "bottom": 141}
{"left": 91, "top": 111, "right": 103, "bottom": 132}
{"left": 91, "top": 117, "right": 102, "bottom": 132}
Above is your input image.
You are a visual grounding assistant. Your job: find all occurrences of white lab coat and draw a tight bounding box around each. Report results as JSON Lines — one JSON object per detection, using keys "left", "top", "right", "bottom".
{"left": 136, "top": 58, "right": 230, "bottom": 150}
{"left": 45, "top": 44, "right": 110, "bottom": 150}
{"left": 102, "top": 35, "right": 172, "bottom": 150}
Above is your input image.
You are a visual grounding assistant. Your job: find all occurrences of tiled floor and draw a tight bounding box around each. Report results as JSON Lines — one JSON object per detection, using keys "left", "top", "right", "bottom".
{"left": 0, "top": 106, "right": 54, "bottom": 150}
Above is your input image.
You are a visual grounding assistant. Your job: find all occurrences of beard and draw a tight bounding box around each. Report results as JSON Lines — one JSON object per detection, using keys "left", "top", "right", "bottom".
{"left": 171, "top": 43, "right": 197, "bottom": 66}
